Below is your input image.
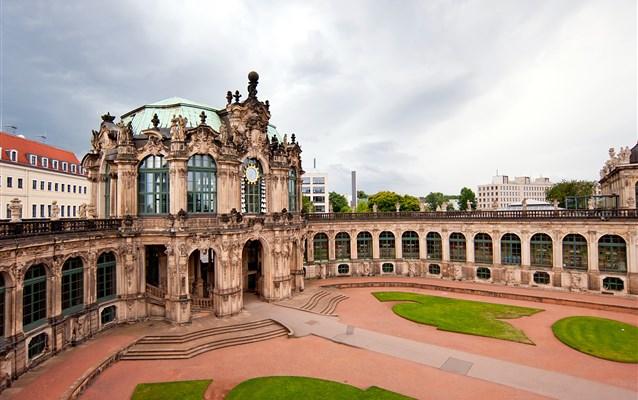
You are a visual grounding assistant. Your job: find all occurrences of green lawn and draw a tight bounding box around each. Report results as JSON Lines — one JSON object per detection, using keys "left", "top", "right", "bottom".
{"left": 225, "top": 376, "right": 413, "bottom": 399}
{"left": 552, "top": 316, "right": 638, "bottom": 363}
{"left": 373, "top": 291, "right": 543, "bottom": 344}
{"left": 131, "top": 379, "right": 212, "bottom": 400}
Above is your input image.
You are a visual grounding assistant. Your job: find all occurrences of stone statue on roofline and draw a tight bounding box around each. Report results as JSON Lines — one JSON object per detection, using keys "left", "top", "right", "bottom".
{"left": 170, "top": 115, "right": 188, "bottom": 142}
{"left": 9, "top": 198, "right": 22, "bottom": 222}
{"left": 51, "top": 201, "right": 60, "bottom": 221}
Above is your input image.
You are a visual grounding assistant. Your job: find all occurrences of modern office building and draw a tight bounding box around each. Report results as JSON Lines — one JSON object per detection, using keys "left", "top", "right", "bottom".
{"left": 302, "top": 170, "right": 329, "bottom": 212}
{"left": 477, "top": 175, "right": 552, "bottom": 210}
{"left": 0, "top": 131, "right": 90, "bottom": 219}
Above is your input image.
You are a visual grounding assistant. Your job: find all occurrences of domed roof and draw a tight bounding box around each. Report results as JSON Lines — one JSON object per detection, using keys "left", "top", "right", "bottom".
{"left": 630, "top": 141, "right": 638, "bottom": 164}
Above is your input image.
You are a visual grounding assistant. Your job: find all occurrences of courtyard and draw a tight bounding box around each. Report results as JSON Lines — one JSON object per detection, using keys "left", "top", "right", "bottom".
{"left": 2, "top": 277, "right": 636, "bottom": 400}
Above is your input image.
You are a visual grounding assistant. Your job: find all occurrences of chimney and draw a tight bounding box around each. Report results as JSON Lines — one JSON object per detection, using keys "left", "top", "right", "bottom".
{"left": 313, "top": 158, "right": 316, "bottom": 169}
{"left": 351, "top": 171, "right": 357, "bottom": 209}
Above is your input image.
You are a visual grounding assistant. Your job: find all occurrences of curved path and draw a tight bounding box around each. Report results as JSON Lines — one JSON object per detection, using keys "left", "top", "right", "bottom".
{"left": 247, "top": 300, "right": 636, "bottom": 400}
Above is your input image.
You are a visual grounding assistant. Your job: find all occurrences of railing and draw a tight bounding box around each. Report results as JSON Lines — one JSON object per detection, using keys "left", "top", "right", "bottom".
{"left": 191, "top": 296, "right": 213, "bottom": 309}
{"left": 145, "top": 284, "right": 166, "bottom": 299}
{"left": 305, "top": 209, "right": 638, "bottom": 222}
{"left": 0, "top": 218, "right": 122, "bottom": 239}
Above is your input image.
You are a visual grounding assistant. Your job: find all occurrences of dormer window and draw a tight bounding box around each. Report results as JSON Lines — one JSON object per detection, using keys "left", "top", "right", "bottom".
{"left": 29, "top": 154, "right": 37, "bottom": 165}
{"left": 9, "top": 150, "right": 18, "bottom": 162}
{"left": 62, "top": 162, "right": 68, "bottom": 172}
{"left": 71, "top": 164, "right": 77, "bottom": 173}
{"left": 42, "top": 158, "right": 49, "bottom": 168}
{"left": 52, "top": 160, "right": 59, "bottom": 170}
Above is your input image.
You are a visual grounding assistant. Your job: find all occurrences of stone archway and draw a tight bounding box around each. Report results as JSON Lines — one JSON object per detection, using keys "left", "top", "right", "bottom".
{"left": 242, "top": 240, "right": 263, "bottom": 295}
{"left": 144, "top": 245, "right": 167, "bottom": 292}
{"left": 188, "top": 248, "right": 216, "bottom": 308}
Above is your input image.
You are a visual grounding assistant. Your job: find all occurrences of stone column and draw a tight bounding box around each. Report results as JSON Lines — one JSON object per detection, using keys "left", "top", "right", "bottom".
{"left": 552, "top": 230, "right": 564, "bottom": 288}
{"left": 328, "top": 233, "right": 336, "bottom": 261}
{"left": 217, "top": 161, "right": 241, "bottom": 213}
{"left": 116, "top": 162, "right": 137, "bottom": 216}
{"left": 587, "top": 231, "right": 598, "bottom": 272}
{"left": 441, "top": 231, "right": 450, "bottom": 262}
{"left": 214, "top": 242, "right": 242, "bottom": 317}
{"left": 372, "top": 230, "right": 380, "bottom": 260}
{"left": 419, "top": 232, "right": 427, "bottom": 259}
{"left": 164, "top": 244, "right": 191, "bottom": 324}
{"left": 12, "top": 279, "right": 23, "bottom": 336}
{"left": 466, "top": 232, "right": 475, "bottom": 264}
{"left": 108, "top": 171, "right": 118, "bottom": 217}
{"left": 492, "top": 231, "right": 501, "bottom": 266}
{"left": 395, "top": 232, "right": 403, "bottom": 259}
{"left": 168, "top": 158, "right": 187, "bottom": 215}
{"left": 520, "top": 230, "right": 531, "bottom": 268}
{"left": 628, "top": 231, "right": 638, "bottom": 294}
{"left": 350, "top": 230, "right": 358, "bottom": 260}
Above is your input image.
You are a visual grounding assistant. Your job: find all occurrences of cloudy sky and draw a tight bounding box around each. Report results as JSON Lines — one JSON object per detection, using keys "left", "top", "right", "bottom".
{"left": 1, "top": 0, "right": 635, "bottom": 196}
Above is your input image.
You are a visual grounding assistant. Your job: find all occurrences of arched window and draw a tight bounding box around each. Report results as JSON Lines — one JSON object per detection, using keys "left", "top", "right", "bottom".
{"left": 428, "top": 264, "right": 441, "bottom": 275}
{"left": 97, "top": 252, "right": 117, "bottom": 302}
{"left": 533, "top": 271, "right": 550, "bottom": 285}
{"left": 23, "top": 264, "right": 47, "bottom": 331}
{"left": 501, "top": 233, "right": 521, "bottom": 265}
{"left": 563, "top": 234, "right": 588, "bottom": 270}
{"left": 379, "top": 231, "right": 395, "bottom": 259}
{"left": 382, "top": 263, "right": 394, "bottom": 273}
{"left": 530, "top": 233, "right": 553, "bottom": 267}
{"left": 62, "top": 258, "right": 84, "bottom": 314}
{"left": 402, "top": 231, "right": 419, "bottom": 259}
{"left": 426, "top": 232, "right": 442, "bottom": 260}
{"left": 313, "top": 233, "right": 328, "bottom": 261}
{"left": 474, "top": 233, "right": 493, "bottom": 264}
{"left": 602, "top": 277, "right": 624, "bottom": 291}
{"left": 476, "top": 267, "right": 491, "bottom": 280}
{"left": 242, "top": 158, "right": 265, "bottom": 214}
{"left": 288, "top": 169, "right": 297, "bottom": 212}
{"left": 104, "top": 163, "right": 111, "bottom": 218}
{"left": 357, "top": 232, "right": 372, "bottom": 259}
{"left": 598, "top": 235, "right": 627, "bottom": 272}
{"left": 138, "top": 155, "right": 169, "bottom": 215}
{"left": 187, "top": 154, "right": 217, "bottom": 213}
{"left": 335, "top": 232, "right": 351, "bottom": 260}
{"left": 450, "top": 233, "right": 466, "bottom": 262}
{"left": 0, "top": 275, "right": 5, "bottom": 336}
{"left": 337, "top": 264, "right": 350, "bottom": 275}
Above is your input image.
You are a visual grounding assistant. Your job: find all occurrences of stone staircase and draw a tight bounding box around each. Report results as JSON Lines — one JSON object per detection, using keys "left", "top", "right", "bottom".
{"left": 279, "top": 289, "right": 348, "bottom": 316}
{"left": 120, "top": 319, "right": 289, "bottom": 360}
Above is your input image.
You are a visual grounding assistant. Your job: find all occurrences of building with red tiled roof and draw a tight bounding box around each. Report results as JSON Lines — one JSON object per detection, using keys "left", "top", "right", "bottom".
{"left": 0, "top": 131, "right": 90, "bottom": 219}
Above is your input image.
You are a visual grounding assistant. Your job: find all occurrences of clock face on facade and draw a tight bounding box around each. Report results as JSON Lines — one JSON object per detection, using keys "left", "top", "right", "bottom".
{"left": 245, "top": 165, "right": 260, "bottom": 184}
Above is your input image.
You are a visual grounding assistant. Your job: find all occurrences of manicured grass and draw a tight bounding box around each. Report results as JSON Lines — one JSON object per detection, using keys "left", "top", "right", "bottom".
{"left": 131, "top": 379, "right": 212, "bottom": 400}
{"left": 552, "top": 316, "right": 638, "bottom": 363}
{"left": 373, "top": 291, "right": 542, "bottom": 344}
{"left": 225, "top": 376, "right": 413, "bottom": 399}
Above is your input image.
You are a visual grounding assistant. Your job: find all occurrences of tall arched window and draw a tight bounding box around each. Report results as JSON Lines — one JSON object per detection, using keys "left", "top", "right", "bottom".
{"left": 242, "top": 158, "right": 265, "bottom": 214}
{"left": 450, "top": 233, "right": 466, "bottom": 262}
{"left": 501, "top": 233, "right": 521, "bottom": 265}
{"left": 288, "top": 169, "right": 297, "bottom": 212}
{"left": 104, "top": 163, "right": 111, "bottom": 218}
{"left": 187, "top": 154, "right": 217, "bottom": 213}
{"left": 563, "top": 234, "right": 588, "bottom": 270}
{"left": 598, "top": 235, "right": 627, "bottom": 273}
{"left": 530, "top": 233, "right": 553, "bottom": 267}
{"left": 62, "top": 258, "right": 84, "bottom": 314}
{"left": 474, "top": 233, "right": 493, "bottom": 264}
{"left": 97, "top": 252, "right": 117, "bottom": 301}
{"left": 313, "top": 233, "right": 329, "bottom": 261}
{"left": 138, "top": 155, "right": 169, "bottom": 215}
{"left": 402, "top": 231, "right": 419, "bottom": 259}
{"left": 0, "top": 275, "right": 5, "bottom": 337}
{"left": 23, "top": 264, "right": 47, "bottom": 331}
{"left": 357, "top": 232, "right": 372, "bottom": 259}
{"left": 426, "top": 232, "right": 442, "bottom": 260}
{"left": 380, "top": 231, "right": 395, "bottom": 259}
{"left": 335, "top": 232, "right": 351, "bottom": 260}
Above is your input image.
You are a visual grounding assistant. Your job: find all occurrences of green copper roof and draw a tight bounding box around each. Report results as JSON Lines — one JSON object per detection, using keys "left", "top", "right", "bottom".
{"left": 120, "top": 97, "right": 281, "bottom": 141}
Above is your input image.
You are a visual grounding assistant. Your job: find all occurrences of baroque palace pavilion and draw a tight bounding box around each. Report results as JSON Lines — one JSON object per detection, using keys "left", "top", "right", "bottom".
{"left": 0, "top": 72, "right": 636, "bottom": 385}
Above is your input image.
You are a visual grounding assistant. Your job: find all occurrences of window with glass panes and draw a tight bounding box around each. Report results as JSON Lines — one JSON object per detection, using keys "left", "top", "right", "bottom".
{"left": 242, "top": 159, "right": 263, "bottom": 213}
{"left": 562, "top": 234, "right": 588, "bottom": 270}
{"left": 598, "top": 235, "right": 627, "bottom": 272}
{"left": 533, "top": 271, "right": 550, "bottom": 285}
{"left": 476, "top": 267, "right": 491, "bottom": 280}
{"left": 23, "top": 264, "right": 47, "bottom": 330}
{"left": 357, "top": 232, "right": 372, "bottom": 259}
{"left": 474, "top": 233, "right": 493, "bottom": 264}
{"left": 530, "top": 233, "right": 553, "bottom": 267}
{"left": 602, "top": 277, "right": 624, "bottom": 291}
{"left": 335, "top": 232, "right": 350, "bottom": 259}
{"left": 101, "top": 305, "right": 117, "bottom": 324}
{"left": 0, "top": 275, "right": 4, "bottom": 336}
{"left": 402, "top": 231, "right": 419, "bottom": 259}
{"left": 138, "top": 155, "right": 169, "bottom": 214}
{"left": 28, "top": 333, "right": 47, "bottom": 359}
{"left": 313, "top": 233, "right": 329, "bottom": 261}
{"left": 379, "top": 231, "right": 395, "bottom": 259}
{"left": 426, "top": 232, "right": 442, "bottom": 260}
{"left": 337, "top": 264, "right": 349, "bottom": 274}
{"left": 288, "top": 169, "right": 297, "bottom": 212}
{"left": 428, "top": 264, "right": 441, "bottom": 275}
{"left": 382, "top": 263, "right": 394, "bottom": 273}
{"left": 97, "top": 252, "right": 116, "bottom": 301}
{"left": 62, "top": 258, "right": 83, "bottom": 314}
{"left": 501, "top": 233, "right": 521, "bottom": 265}
{"left": 449, "top": 233, "right": 466, "bottom": 262}
{"left": 187, "top": 154, "right": 217, "bottom": 213}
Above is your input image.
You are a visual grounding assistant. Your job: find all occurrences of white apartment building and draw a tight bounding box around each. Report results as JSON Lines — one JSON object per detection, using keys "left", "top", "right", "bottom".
{"left": 301, "top": 171, "right": 329, "bottom": 212}
{"left": 477, "top": 175, "right": 552, "bottom": 210}
{"left": 0, "top": 131, "right": 90, "bottom": 219}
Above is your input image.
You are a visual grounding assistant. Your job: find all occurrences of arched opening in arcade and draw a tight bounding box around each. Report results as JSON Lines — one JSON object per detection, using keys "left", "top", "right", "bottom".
{"left": 189, "top": 248, "right": 216, "bottom": 302}
{"left": 243, "top": 240, "right": 263, "bottom": 294}
{"left": 145, "top": 245, "right": 167, "bottom": 295}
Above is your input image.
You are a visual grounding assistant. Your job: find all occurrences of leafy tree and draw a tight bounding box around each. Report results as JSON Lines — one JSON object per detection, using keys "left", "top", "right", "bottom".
{"left": 446, "top": 202, "right": 456, "bottom": 211}
{"left": 400, "top": 194, "right": 421, "bottom": 211}
{"left": 356, "top": 199, "right": 369, "bottom": 212}
{"left": 368, "top": 191, "right": 402, "bottom": 211}
{"left": 302, "top": 196, "right": 315, "bottom": 213}
{"left": 357, "top": 190, "right": 368, "bottom": 199}
{"left": 458, "top": 187, "right": 477, "bottom": 211}
{"left": 545, "top": 180, "right": 596, "bottom": 208}
{"left": 329, "top": 192, "right": 350, "bottom": 212}
{"left": 424, "top": 192, "right": 446, "bottom": 211}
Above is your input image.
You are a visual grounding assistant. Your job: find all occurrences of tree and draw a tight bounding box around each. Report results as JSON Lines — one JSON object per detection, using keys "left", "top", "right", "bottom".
{"left": 368, "top": 191, "right": 402, "bottom": 211}
{"left": 302, "top": 196, "right": 315, "bottom": 213}
{"left": 357, "top": 190, "right": 368, "bottom": 199}
{"left": 458, "top": 187, "right": 477, "bottom": 211}
{"left": 424, "top": 192, "right": 446, "bottom": 211}
{"left": 545, "top": 180, "right": 596, "bottom": 208}
{"left": 400, "top": 194, "right": 421, "bottom": 211}
{"left": 356, "top": 199, "right": 369, "bottom": 212}
{"left": 329, "top": 192, "right": 350, "bottom": 213}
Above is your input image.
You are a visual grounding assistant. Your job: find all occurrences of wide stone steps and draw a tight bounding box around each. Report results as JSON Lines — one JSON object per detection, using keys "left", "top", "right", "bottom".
{"left": 281, "top": 289, "right": 348, "bottom": 316}
{"left": 120, "top": 319, "right": 289, "bottom": 360}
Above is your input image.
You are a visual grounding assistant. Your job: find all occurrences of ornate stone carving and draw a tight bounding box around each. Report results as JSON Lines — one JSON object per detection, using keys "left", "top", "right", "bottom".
{"left": 170, "top": 115, "right": 188, "bottom": 142}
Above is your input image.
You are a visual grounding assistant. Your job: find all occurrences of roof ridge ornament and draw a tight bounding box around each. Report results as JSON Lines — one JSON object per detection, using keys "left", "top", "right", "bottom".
{"left": 151, "top": 113, "right": 160, "bottom": 129}
{"left": 226, "top": 91, "right": 233, "bottom": 105}
{"left": 199, "top": 111, "right": 207, "bottom": 125}
{"left": 101, "top": 112, "right": 115, "bottom": 123}
{"left": 247, "top": 71, "right": 259, "bottom": 99}
{"left": 233, "top": 90, "right": 242, "bottom": 104}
